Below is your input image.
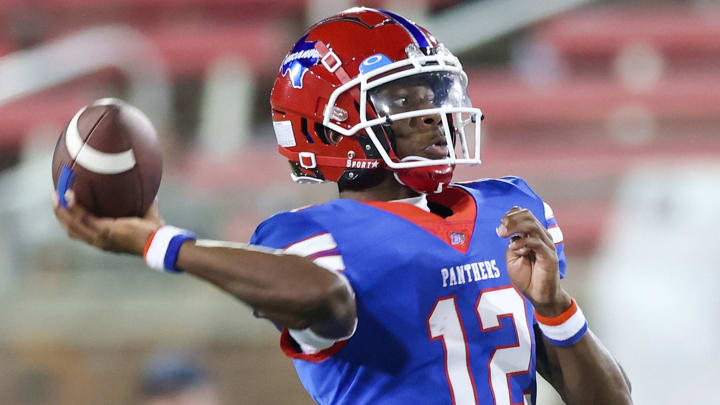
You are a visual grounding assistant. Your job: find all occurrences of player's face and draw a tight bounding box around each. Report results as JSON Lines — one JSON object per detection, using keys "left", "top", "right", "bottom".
{"left": 379, "top": 84, "right": 449, "bottom": 160}
{"left": 369, "top": 72, "right": 471, "bottom": 161}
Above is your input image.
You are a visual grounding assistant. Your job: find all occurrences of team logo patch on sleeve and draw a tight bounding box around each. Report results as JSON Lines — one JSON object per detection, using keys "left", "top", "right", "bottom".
{"left": 281, "top": 34, "right": 321, "bottom": 89}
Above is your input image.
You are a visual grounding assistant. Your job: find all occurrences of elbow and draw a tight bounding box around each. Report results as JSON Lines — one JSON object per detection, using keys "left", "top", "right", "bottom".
{"left": 327, "top": 276, "right": 358, "bottom": 336}
{"left": 251, "top": 255, "right": 356, "bottom": 337}
{"left": 307, "top": 274, "right": 357, "bottom": 339}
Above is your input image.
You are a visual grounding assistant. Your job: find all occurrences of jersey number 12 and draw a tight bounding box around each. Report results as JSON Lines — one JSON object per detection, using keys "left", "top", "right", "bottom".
{"left": 427, "top": 286, "right": 532, "bottom": 405}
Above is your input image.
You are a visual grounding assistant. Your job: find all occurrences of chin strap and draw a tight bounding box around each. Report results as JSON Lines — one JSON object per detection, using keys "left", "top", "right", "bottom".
{"left": 281, "top": 146, "right": 454, "bottom": 194}
{"left": 393, "top": 157, "right": 455, "bottom": 194}
{"left": 278, "top": 147, "right": 383, "bottom": 170}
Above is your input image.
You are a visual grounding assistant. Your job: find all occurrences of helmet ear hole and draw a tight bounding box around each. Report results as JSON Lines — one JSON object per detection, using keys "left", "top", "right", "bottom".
{"left": 326, "top": 128, "right": 343, "bottom": 145}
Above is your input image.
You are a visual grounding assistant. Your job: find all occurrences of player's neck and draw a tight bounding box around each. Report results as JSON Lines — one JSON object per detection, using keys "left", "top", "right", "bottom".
{"left": 338, "top": 173, "right": 420, "bottom": 202}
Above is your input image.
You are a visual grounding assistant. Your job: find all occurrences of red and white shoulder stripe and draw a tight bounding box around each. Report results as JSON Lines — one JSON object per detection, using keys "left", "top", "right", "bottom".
{"left": 281, "top": 232, "right": 355, "bottom": 361}
{"left": 283, "top": 232, "right": 345, "bottom": 273}
{"left": 543, "top": 202, "right": 564, "bottom": 245}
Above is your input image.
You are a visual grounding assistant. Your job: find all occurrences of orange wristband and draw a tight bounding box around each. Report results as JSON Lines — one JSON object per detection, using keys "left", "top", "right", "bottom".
{"left": 535, "top": 298, "right": 588, "bottom": 347}
{"left": 534, "top": 298, "right": 578, "bottom": 326}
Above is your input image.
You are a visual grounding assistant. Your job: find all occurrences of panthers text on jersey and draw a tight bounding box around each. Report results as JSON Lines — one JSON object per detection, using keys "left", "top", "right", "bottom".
{"left": 249, "top": 177, "right": 566, "bottom": 405}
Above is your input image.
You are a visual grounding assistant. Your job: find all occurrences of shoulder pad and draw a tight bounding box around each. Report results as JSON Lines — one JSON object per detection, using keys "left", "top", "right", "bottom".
{"left": 250, "top": 210, "right": 328, "bottom": 250}
{"left": 455, "top": 176, "right": 541, "bottom": 200}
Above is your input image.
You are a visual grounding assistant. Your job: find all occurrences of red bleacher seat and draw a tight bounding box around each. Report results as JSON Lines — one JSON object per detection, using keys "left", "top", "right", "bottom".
{"left": 467, "top": 71, "right": 720, "bottom": 127}
{"left": 0, "top": 84, "right": 101, "bottom": 147}
{"left": 146, "top": 23, "right": 287, "bottom": 77}
{"left": 535, "top": 5, "right": 720, "bottom": 72}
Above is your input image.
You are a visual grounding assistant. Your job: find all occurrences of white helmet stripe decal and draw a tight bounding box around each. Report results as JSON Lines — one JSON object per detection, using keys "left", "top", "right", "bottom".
{"left": 65, "top": 107, "right": 137, "bottom": 174}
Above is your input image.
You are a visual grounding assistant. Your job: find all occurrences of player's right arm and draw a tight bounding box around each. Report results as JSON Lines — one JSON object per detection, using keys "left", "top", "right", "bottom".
{"left": 52, "top": 190, "right": 357, "bottom": 340}
{"left": 176, "top": 240, "right": 356, "bottom": 339}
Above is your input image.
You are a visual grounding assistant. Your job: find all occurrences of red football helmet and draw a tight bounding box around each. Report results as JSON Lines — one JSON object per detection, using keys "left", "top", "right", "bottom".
{"left": 270, "top": 7, "right": 483, "bottom": 194}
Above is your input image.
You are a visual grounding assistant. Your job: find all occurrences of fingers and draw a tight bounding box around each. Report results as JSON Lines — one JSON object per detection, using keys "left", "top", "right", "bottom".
{"left": 52, "top": 190, "right": 106, "bottom": 246}
{"left": 507, "top": 234, "right": 556, "bottom": 261}
{"left": 495, "top": 206, "right": 522, "bottom": 237}
{"left": 498, "top": 206, "right": 557, "bottom": 264}
{"left": 508, "top": 235, "right": 530, "bottom": 257}
{"left": 497, "top": 207, "right": 554, "bottom": 248}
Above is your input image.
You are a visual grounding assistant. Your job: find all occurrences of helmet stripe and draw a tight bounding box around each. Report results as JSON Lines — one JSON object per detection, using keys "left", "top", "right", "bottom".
{"left": 377, "top": 9, "right": 431, "bottom": 49}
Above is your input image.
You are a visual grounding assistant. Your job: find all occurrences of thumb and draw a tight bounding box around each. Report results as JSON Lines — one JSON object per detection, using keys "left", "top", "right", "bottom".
{"left": 144, "top": 198, "right": 164, "bottom": 225}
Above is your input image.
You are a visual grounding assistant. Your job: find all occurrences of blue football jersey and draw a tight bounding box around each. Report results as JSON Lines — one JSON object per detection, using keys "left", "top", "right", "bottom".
{"left": 249, "top": 177, "right": 567, "bottom": 405}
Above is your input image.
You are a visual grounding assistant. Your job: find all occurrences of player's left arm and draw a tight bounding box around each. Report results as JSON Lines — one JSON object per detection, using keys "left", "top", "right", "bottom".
{"left": 497, "top": 207, "right": 632, "bottom": 405}
{"left": 535, "top": 322, "right": 632, "bottom": 402}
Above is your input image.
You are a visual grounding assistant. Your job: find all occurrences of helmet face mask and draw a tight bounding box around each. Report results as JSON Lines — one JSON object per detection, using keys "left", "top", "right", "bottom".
{"left": 367, "top": 71, "right": 480, "bottom": 165}
{"left": 271, "top": 7, "right": 483, "bottom": 193}
{"left": 324, "top": 48, "right": 482, "bottom": 169}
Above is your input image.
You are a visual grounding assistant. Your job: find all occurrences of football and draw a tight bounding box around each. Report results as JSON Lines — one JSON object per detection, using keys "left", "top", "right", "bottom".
{"left": 52, "top": 98, "right": 163, "bottom": 218}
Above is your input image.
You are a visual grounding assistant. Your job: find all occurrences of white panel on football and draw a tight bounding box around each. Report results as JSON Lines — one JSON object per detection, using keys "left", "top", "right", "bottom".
{"left": 93, "top": 97, "right": 124, "bottom": 106}
{"left": 65, "top": 107, "right": 137, "bottom": 174}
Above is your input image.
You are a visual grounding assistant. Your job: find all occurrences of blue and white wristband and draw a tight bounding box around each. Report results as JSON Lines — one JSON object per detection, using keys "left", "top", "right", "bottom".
{"left": 143, "top": 225, "right": 196, "bottom": 273}
{"left": 535, "top": 298, "right": 588, "bottom": 347}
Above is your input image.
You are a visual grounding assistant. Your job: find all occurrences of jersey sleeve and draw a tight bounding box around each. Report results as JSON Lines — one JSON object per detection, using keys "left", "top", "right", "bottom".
{"left": 250, "top": 210, "right": 330, "bottom": 250}
{"left": 541, "top": 200, "right": 567, "bottom": 278}
{"left": 250, "top": 210, "right": 356, "bottom": 361}
{"left": 251, "top": 210, "right": 347, "bottom": 274}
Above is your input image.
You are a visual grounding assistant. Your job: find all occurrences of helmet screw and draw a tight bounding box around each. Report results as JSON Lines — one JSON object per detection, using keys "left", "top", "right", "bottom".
{"left": 348, "top": 173, "right": 355, "bottom": 179}
{"left": 365, "top": 145, "right": 371, "bottom": 150}
{"left": 347, "top": 151, "right": 355, "bottom": 159}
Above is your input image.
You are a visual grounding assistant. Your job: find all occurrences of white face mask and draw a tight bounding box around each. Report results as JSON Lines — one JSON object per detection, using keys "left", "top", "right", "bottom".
{"left": 322, "top": 50, "right": 484, "bottom": 171}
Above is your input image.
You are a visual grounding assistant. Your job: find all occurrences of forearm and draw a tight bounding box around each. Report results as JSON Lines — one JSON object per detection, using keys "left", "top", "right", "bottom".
{"left": 536, "top": 292, "right": 632, "bottom": 405}
{"left": 54, "top": 191, "right": 357, "bottom": 338}
{"left": 175, "top": 240, "right": 356, "bottom": 336}
{"left": 548, "top": 330, "right": 632, "bottom": 405}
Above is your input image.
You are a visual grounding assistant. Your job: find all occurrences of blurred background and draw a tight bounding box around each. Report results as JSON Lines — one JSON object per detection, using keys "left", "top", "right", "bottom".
{"left": 1, "top": 0, "right": 719, "bottom": 403}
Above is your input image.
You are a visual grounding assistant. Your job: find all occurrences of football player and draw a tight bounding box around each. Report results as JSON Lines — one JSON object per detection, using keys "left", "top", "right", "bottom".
{"left": 53, "top": 7, "right": 632, "bottom": 405}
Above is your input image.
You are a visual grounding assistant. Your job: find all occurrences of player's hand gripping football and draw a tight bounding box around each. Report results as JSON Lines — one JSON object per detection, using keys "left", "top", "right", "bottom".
{"left": 497, "top": 207, "right": 571, "bottom": 317}
{"left": 52, "top": 190, "right": 164, "bottom": 256}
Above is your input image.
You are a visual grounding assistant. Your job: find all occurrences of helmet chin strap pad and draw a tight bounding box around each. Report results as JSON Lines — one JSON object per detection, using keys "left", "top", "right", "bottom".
{"left": 392, "top": 157, "right": 455, "bottom": 194}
